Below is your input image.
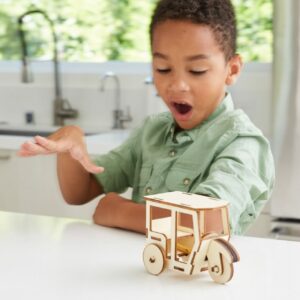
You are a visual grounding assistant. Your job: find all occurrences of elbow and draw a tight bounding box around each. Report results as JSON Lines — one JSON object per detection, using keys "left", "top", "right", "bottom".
{"left": 64, "top": 198, "right": 82, "bottom": 206}
{"left": 62, "top": 193, "right": 89, "bottom": 206}
{"left": 64, "top": 198, "right": 79, "bottom": 205}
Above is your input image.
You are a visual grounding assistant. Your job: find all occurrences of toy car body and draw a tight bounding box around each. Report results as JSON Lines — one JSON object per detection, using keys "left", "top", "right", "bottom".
{"left": 143, "top": 191, "right": 240, "bottom": 284}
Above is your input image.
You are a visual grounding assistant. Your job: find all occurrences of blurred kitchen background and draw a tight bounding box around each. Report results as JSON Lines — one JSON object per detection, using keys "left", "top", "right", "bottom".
{"left": 0, "top": 0, "right": 298, "bottom": 241}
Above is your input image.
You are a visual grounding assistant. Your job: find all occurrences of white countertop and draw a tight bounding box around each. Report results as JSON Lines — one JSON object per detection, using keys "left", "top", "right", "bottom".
{"left": 0, "top": 210, "right": 299, "bottom": 300}
{"left": 0, "top": 129, "right": 130, "bottom": 155}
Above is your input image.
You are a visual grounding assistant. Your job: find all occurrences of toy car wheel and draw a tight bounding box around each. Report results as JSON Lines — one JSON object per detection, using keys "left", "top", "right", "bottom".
{"left": 207, "top": 239, "right": 236, "bottom": 284}
{"left": 208, "top": 254, "right": 233, "bottom": 284}
{"left": 143, "top": 243, "right": 165, "bottom": 275}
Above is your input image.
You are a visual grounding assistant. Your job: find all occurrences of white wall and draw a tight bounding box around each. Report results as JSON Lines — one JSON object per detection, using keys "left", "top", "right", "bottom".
{"left": 229, "top": 62, "right": 272, "bottom": 139}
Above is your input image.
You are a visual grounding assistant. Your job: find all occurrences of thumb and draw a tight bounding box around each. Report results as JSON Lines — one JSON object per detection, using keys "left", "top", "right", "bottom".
{"left": 71, "top": 146, "right": 104, "bottom": 174}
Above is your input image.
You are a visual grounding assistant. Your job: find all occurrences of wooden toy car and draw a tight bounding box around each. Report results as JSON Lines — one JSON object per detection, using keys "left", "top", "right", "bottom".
{"left": 143, "top": 191, "right": 240, "bottom": 284}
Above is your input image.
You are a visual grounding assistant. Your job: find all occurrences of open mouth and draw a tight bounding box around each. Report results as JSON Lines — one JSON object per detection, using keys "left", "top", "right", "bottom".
{"left": 172, "top": 102, "right": 193, "bottom": 115}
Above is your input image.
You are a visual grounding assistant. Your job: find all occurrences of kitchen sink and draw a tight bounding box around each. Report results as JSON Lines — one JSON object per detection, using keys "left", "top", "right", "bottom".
{"left": 0, "top": 127, "right": 104, "bottom": 137}
{"left": 0, "top": 129, "right": 57, "bottom": 137}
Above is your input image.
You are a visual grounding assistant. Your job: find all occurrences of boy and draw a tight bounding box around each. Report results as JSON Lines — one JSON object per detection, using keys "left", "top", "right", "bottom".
{"left": 18, "top": 0, "right": 274, "bottom": 235}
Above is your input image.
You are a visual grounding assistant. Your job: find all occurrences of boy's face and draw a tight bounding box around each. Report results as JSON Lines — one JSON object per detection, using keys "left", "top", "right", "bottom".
{"left": 152, "top": 20, "right": 242, "bottom": 130}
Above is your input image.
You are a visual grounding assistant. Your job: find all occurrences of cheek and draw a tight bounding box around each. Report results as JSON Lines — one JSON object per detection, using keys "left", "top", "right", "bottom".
{"left": 196, "top": 72, "right": 226, "bottom": 92}
{"left": 153, "top": 77, "right": 167, "bottom": 95}
{"left": 192, "top": 78, "right": 224, "bottom": 106}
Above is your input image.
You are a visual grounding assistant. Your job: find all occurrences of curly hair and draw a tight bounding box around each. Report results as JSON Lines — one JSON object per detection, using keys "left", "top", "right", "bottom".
{"left": 150, "top": 0, "right": 237, "bottom": 61}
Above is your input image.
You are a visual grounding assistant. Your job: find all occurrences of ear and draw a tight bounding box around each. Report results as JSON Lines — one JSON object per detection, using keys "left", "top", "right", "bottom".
{"left": 225, "top": 54, "right": 243, "bottom": 86}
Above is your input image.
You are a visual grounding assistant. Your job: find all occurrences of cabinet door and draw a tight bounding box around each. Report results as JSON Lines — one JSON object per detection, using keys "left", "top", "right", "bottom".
{"left": 0, "top": 149, "right": 19, "bottom": 210}
{"left": 0, "top": 151, "right": 98, "bottom": 219}
{"left": 18, "top": 154, "right": 101, "bottom": 219}
{"left": 14, "top": 154, "right": 64, "bottom": 215}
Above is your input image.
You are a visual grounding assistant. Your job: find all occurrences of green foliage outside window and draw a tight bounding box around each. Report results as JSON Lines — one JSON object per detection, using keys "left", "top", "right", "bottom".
{"left": 0, "top": 0, "right": 272, "bottom": 62}
{"left": 233, "top": 0, "right": 273, "bottom": 62}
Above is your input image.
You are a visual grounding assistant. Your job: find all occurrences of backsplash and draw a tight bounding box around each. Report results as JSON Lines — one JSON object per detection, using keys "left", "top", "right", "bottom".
{"left": 0, "top": 62, "right": 272, "bottom": 137}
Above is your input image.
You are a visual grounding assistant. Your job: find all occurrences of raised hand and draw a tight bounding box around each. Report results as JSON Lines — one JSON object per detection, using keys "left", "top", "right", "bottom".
{"left": 17, "top": 125, "right": 104, "bottom": 174}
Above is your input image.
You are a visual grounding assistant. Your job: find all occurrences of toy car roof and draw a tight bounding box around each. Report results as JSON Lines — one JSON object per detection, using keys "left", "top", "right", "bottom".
{"left": 144, "top": 191, "right": 228, "bottom": 210}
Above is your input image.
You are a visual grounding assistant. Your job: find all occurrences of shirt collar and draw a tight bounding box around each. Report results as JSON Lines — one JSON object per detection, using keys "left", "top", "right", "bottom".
{"left": 165, "top": 93, "right": 234, "bottom": 142}
{"left": 199, "top": 92, "right": 234, "bottom": 126}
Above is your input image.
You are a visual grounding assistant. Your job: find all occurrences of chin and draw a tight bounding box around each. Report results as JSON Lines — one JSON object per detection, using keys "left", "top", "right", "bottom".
{"left": 175, "top": 121, "right": 195, "bottom": 130}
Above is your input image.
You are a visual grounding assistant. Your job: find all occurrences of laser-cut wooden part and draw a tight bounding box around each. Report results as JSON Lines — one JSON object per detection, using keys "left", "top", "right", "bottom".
{"left": 143, "top": 191, "right": 240, "bottom": 284}
{"left": 207, "top": 238, "right": 239, "bottom": 283}
{"left": 143, "top": 243, "right": 166, "bottom": 275}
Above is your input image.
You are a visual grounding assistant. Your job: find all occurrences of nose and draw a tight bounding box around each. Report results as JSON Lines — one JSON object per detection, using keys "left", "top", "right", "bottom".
{"left": 168, "top": 74, "right": 190, "bottom": 93}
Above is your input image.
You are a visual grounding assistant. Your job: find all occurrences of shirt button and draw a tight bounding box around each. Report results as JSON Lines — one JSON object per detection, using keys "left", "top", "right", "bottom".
{"left": 169, "top": 149, "right": 176, "bottom": 157}
{"left": 145, "top": 187, "right": 152, "bottom": 194}
{"left": 183, "top": 178, "right": 191, "bottom": 186}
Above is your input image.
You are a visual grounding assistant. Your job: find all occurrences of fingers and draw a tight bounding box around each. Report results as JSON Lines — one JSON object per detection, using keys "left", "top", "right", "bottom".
{"left": 82, "top": 157, "right": 105, "bottom": 174}
{"left": 18, "top": 135, "right": 70, "bottom": 157}
{"left": 34, "top": 135, "right": 72, "bottom": 152}
{"left": 17, "top": 135, "right": 104, "bottom": 174}
{"left": 70, "top": 146, "right": 104, "bottom": 174}
{"left": 17, "top": 140, "right": 52, "bottom": 157}
{"left": 84, "top": 162, "right": 104, "bottom": 174}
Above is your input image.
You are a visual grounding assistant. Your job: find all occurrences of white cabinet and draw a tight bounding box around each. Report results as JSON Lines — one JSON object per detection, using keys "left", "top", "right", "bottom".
{"left": 0, "top": 150, "right": 98, "bottom": 219}
{"left": 245, "top": 213, "right": 272, "bottom": 238}
{"left": 0, "top": 149, "right": 19, "bottom": 208}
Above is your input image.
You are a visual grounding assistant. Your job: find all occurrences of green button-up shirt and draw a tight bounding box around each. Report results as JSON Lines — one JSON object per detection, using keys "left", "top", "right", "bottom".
{"left": 94, "top": 94, "right": 275, "bottom": 234}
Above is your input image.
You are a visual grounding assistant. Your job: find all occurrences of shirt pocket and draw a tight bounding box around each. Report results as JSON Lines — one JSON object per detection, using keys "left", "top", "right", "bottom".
{"left": 165, "top": 166, "right": 201, "bottom": 192}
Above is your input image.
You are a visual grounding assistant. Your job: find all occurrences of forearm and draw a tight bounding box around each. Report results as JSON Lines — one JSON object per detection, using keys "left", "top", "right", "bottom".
{"left": 115, "top": 199, "right": 146, "bottom": 234}
{"left": 57, "top": 152, "right": 103, "bottom": 205}
{"left": 93, "top": 193, "right": 223, "bottom": 235}
{"left": 93, "top": 193, "right": 146, "bottom": 234}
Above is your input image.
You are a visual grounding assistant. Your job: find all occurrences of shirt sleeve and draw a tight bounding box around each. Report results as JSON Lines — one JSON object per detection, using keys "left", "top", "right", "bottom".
{"left": 92, "top": 125, "right": 143, "bottom": 194}
{"left": 194, "top": 135, "right": 275, "bottom": 235}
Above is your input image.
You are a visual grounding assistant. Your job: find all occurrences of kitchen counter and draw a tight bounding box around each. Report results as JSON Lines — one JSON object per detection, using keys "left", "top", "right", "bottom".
{"left": 0, "top": 129, "right": 131, "bottom": 155}
{"left": 0, "top": 210, "right": 299, "bottom": 300}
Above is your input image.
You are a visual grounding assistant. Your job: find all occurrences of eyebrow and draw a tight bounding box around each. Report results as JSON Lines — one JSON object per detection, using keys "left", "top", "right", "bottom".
{"left": 153, "top": 52, "right": 210, "bottom": 61}
{"left": 186, "top": 54, "right": 210, "bottom": 61}
{"left": 152, "top": 52, "right": 168, "bottom": 59}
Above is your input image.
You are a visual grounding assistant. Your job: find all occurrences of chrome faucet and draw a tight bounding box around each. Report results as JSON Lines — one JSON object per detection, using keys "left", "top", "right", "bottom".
{"left": 100, "top": 71, "right": 132, "bottom": 129}
{"left": 18, "top": 9, "right": 78, "bottom": 126}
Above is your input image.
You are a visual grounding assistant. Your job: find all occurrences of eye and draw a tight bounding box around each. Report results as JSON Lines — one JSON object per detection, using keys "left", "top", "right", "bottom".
{"left": 156, "top": 68, "right": 171, "bottom": 74}
{"left": 189, "top": 70, "right": 207, "bottom": 76}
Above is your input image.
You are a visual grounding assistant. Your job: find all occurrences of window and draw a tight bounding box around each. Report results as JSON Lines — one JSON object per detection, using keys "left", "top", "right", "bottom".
{"left": 0, "top": 0, "right": 272, "bottom": 62}
{"left": 233, "top": 0, "right": 273, "bottom": 62}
